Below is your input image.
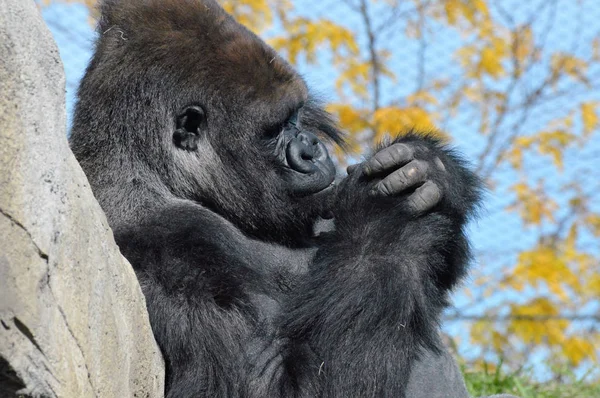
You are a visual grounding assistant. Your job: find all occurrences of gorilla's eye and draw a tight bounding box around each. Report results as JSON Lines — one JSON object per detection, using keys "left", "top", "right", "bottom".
{"left": 174, "top": 105, "right": 206, "bottom": 151}
{"left": 263, "top": 123, "right": 284, "bottom": 140}
{"left": 262, "top": 108, "right": 301, "bottom": 140}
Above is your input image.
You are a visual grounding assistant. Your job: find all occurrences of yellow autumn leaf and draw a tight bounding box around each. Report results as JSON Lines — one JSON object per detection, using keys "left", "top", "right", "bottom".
{"left": 270, "top": 18, "right": 358, "bottom": 66}
{"left": 491, "top": 330, "right": 508, "bottom": 352}
{"left": 585, "top": 214, "right": 600, "bottom": 236}
{"left": 514, "top": 244, "right": 581, "bottom": 300}
{"left": 581, "top": 102, "right": 598, "bottom": 135}
{"left": 561, "top": 336, "right": 597, "bottom": 366}
{"left": 473, "top": 0, "right": 490, "bottom": 16}
{"left": 456, "top": 45, "right": 477, "bottom": 71}
{"left": 372, "top": 106, "right": 440, "bottom": 141}
{"left": 513, "top": 136, "right": 535, "bottom": 148}
{"left": 222, "top": 0, "right": 273, "bottom": 34}
{"left": 479, "top": 38, "right": 507, "bottom": 77}
{"left": 444, "top": 0, "right": 461, "bottom": 26}
{"left": 509, "top": 182, "right": 557, "bottom": 225}
{"left": 551, "top": 53, "right": 588, "bottom": 83}
{"left": 326, "top": 104, "right": 370, "bottom": 136}
{"left": 470, "top": 320, "right": 490, "bottom": 346}
{"left": 509, "top": 130, "right": 575, "bottom": 170}
{"left": 537, "top": 130, "right": 576, "bottom": 169}
{"left": 509, "top": 298, "right": 568, "bottom": 345}
{"left": 508, "top": 135, "right": 535, "bottom": 169}
{"left": 335, "top": 60, "right": 371, "bottom": 100}
{"left": 583, "top": 273, "right": 600, "bottom": 297}
{"left": 407, "top": 90, "right": 439, "bottom": 106}
{"left": 478, "top": 18, "right": 495, "bottom": 41}
{"left": 443, "top": 0, "right": 484, "bottom": 26}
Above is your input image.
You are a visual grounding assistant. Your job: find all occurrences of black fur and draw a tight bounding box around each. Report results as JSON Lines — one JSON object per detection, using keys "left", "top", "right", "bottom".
{"left": 69, "top": 1, "right": 482, "bottom": 397}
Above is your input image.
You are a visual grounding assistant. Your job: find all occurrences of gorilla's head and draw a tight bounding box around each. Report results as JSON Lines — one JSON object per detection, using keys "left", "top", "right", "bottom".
{"left": 70, "top": 0, "right": 344, "bottom": 243}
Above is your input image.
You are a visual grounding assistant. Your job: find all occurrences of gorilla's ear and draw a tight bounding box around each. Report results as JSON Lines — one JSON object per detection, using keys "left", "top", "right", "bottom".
{"left": 173, "top": 106, "right": 207, "bottom": 151}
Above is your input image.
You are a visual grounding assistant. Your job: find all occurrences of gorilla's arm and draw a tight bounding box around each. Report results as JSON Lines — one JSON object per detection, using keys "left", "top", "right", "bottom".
{"left": 114, "top": 203, "right": 320, "bottom": 398}
{"left": 281, "top": 134, "right": 482, "bottom": 397}
{"left": 114, "top": 205, "right": 260, "bottom": 397}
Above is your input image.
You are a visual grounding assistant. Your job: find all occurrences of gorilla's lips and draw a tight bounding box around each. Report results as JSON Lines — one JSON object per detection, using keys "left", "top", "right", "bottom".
{"left": 285, "top": 131, "right": 336, "bottom": 195}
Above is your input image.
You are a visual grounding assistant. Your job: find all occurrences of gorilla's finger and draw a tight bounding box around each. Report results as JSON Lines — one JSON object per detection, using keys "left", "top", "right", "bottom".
{"left": 347, "top": 163, "right": 362, "bottom": 175}
{"left": 373, "top": 159, "right": 428, "bottom": 196}
{"left": 407, "top": 181, "right": 442, "bottom": 213}
{"left": 364, "top": 143, "right": 414, "bottom": 176}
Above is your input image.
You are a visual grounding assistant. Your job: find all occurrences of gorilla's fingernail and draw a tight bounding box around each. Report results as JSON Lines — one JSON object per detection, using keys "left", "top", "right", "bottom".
{"left": 434, "top": 157, "right": 446, "bottom": 172}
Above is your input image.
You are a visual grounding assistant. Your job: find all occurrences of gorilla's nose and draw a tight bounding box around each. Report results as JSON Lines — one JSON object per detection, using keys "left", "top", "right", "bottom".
{"left": 286, "top": 131, "right": 328, "bottom": 174}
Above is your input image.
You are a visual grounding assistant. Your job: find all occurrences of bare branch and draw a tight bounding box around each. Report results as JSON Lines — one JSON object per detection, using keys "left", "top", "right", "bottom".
{"left": 359, "top": 0, "right": 381, "bottom": 112}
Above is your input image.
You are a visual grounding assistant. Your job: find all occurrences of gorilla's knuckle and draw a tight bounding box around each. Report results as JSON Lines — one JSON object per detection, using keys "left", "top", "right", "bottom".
{"left": 399, "top": 167, "right": 411, "bottom": 182}
{"left": 371, "top": 155, "right": 385, "bottom": 171}
{"left": 428, "top": 183, "right": 442, "bottom": 202}
{"left": 421, "top": 182, "right": 442, "bottom": 203}
{"left": 390, "top": 143, "right": 413, "bottom": 162}
{"left": 408, "top": 194, "right": 426, "bottom": 211}
{"left": 415, "top": 159, "right": 429, "bottom": 172}
{"left": 380, "top": 181, "right": 393, "bottom": 196}
{"left": 405, "top": 161, "right": 427, "bottom": 181}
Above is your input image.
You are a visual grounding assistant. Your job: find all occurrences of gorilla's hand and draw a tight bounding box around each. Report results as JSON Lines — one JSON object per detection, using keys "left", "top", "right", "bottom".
{"left": 333, "top": 133, "right": 481, "bottom": 228}
{"left": 347, "top": 141, "right": 446, "bottom": 214}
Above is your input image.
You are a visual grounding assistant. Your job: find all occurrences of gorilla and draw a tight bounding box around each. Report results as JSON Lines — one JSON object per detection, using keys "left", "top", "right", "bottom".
{"left": 69, "top": 0, "right": 487, "bottom": 397}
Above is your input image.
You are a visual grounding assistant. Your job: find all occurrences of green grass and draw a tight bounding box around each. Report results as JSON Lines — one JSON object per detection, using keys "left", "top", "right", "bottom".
{"left": 463, "top": 363, "right": 600, "bottom": 398}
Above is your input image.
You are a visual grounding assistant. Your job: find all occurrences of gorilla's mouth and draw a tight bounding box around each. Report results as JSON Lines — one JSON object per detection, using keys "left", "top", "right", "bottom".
{"left": 292, "top": 164, "right": 336, "bottom": 195}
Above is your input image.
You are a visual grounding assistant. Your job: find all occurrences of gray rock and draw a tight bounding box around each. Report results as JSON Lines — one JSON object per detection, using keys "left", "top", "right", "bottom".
{"left": 0, "top": 0, "right": 165, "bottom": 396}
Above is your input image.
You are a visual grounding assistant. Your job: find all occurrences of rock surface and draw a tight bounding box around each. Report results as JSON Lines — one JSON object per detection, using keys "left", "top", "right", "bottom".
{"left": 0, "top": 1, "right": 165, "bottom": 396}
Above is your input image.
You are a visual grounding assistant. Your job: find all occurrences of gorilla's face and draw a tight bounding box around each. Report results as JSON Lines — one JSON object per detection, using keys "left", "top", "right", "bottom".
{"left": 72, "top": 0, "right": 343, "bottom": 242}
{"left": 173, "top": 102, "right": 336, "bottom": 197}
{"left": 169, "top": 89, "right": 341, "bottom": 241}
{"left": 149, "top": 4, "right": 344, "bottom": 241}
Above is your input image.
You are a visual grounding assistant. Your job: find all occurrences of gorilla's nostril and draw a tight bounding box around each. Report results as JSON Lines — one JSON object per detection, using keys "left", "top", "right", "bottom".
{"left": 287, "top": 136, "right": 320, "bottom": 173}
{"left": 301, "top": 151, "right": 314, "bottom": 161}
{"left": 303, "top": 144, "right": 316, "bottom": 159}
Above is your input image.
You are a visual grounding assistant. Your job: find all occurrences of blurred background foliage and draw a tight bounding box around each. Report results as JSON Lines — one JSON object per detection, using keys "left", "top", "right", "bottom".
{"left": 38, "top": 0, "right": 599, "bottom": 390}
